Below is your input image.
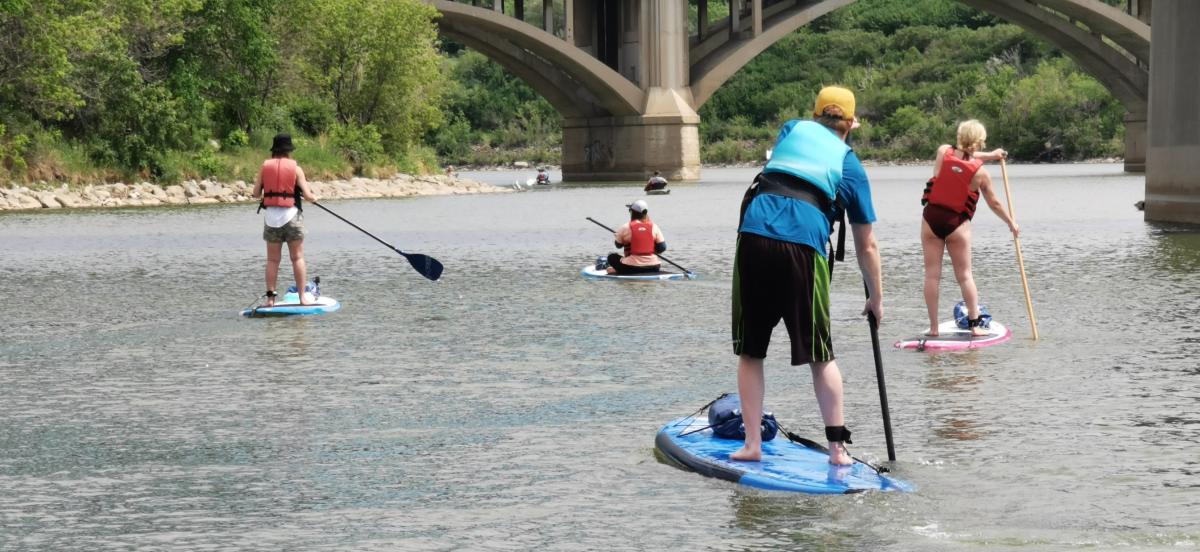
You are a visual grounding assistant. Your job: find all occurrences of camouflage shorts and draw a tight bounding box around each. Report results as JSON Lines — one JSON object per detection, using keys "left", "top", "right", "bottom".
{"left": 263, "top": 213, "right": 307, "bottom": 243}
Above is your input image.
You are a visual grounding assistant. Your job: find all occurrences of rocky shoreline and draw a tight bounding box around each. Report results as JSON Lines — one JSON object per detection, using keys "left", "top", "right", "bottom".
{"left": 0, "top": 174, "right": 508, "bottom": 211}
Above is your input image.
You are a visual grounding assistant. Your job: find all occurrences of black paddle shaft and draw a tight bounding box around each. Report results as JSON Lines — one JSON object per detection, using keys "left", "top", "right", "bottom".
{"left": 312, "top": 202, "right": 444, "bottom": 281}
{"left": 864, "top": 282, "right": 897, "bottom": 462}
{"left": 585, "top": 217, "right": 693, "bottom": 276}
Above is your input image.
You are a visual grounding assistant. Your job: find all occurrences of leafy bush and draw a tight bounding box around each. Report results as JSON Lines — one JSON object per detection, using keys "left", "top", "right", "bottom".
{"left": 430, "top": 113, "right": 475, "bottom": 161}
{"left": 330, "top": 124, "right": 385, "bottom": 175}
{"left": 292, "top": 134, "right": 353, "bottom": 180}
{"left": 288, "top": 97, "right": 336, "bottom": 136}
{"left": 256, "top": 104, "right": 297, "bottom": 138}
{"left": 193, "top": 148, "right": 227, "bottom": 179}
{"left": 703, "top": 138, "right": 767, "bottom": 164}
{"left": 0, "top": 125, "right": 31, "bottom": 175}
{"left": 225, "top": 129, "right": 250, "bottom": 149}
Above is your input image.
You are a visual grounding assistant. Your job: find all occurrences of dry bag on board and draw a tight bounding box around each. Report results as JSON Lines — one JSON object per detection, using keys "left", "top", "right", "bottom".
{"left": 708, "top": 393, "right": 779, "bottom": 442}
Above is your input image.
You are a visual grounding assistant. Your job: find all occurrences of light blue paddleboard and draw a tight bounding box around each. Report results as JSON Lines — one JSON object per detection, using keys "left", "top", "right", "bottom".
{"left": 655, "top": 416, "right": 913, "bottom": 494}
{"left": 580, "top": 265, "right": 695, "bottom": 281}
{"left": 240, "top": 292, "right": 340, "bottom": 318}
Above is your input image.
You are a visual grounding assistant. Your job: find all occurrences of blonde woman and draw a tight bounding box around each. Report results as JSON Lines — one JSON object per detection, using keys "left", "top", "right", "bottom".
{"left": 920, "top": 120, "right": 1018, "bottom": 336}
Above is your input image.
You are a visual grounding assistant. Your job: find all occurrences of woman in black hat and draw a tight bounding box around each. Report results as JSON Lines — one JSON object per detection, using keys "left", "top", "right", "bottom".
{"left": 253, "top": 134, "right": 318, "bottom": 306}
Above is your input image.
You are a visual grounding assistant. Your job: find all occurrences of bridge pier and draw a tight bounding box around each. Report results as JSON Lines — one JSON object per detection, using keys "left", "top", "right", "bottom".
{"left": 562, "top": 109, "right": 700, "bottom": 182}
{"left": 1124, "top": 112, "right": 1146, "bottom": 172}
{"left": 1145, "top": 0, "right": 1200, "bottom": 224}
{"left": 560, "top": 0, "right": 700, "bottom": 182}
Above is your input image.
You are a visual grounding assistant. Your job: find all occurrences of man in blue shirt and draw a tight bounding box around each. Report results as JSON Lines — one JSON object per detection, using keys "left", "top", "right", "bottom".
{"left": 730, "top": 86, "right": 883, "bottom": 466}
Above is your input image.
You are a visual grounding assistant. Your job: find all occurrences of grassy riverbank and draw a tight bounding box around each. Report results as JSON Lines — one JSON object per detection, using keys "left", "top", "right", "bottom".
{"left": 3, "top": 130, "right": 441, "bottom": 190}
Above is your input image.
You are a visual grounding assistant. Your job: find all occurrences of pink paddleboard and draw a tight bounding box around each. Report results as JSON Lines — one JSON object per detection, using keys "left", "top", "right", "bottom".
{"left": 894, "top": 320, "right": 1012, "bottom": 352}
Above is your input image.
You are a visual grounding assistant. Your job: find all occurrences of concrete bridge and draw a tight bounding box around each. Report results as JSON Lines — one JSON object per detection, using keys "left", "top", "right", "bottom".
{"left": 433, "top": 0, "right": 1200, "bottom": 224}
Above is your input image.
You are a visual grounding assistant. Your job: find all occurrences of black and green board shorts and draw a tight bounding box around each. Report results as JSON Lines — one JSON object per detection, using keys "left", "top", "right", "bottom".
{"left": 732, "top": 232, "right": 834, "bottom": 365}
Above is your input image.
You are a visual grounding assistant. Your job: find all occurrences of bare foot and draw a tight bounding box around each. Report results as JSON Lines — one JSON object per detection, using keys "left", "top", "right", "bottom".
{"left": 730, "top": 446, "right": 762, "bottom": 462}
{"left": 828, "top": 442, "right": 852, "bottom": 466}
{"left": 605, "top": 267, "right": 617, "bottom": 274}
{"left": 970, "top": 326, "right": 989, "bottom": 337}
{"left": 299, "top": 291, "right": 312, "bottom": 306}
{"left": 925, "top": 322, "right": 939, "bottom": 337}
{"left": 264, "top": 292, "right": 276, "bottom": 307}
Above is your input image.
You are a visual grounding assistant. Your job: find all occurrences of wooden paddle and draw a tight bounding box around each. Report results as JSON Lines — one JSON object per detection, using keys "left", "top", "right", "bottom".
{"left": 999, "top": 160, "right": 1039, "bottom": 340}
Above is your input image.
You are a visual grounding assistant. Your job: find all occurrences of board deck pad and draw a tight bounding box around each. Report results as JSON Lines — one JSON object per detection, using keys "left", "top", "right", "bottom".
{"left": 241, "top": 292, "right": 340, "bottom": 318}
{"left": 894, "top": 320, "right": 1011, "bottom": 351}
{"left": 580, "top": 265, "right": 694, "bottom": 281}
{"left": 655, "top": 416, "right": 913, "bottom": 494}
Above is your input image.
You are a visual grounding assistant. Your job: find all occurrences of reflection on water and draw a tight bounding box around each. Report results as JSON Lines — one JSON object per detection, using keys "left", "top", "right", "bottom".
{"left": 923, "top": 354, "right": 984, "bottom": 442}
{"left": 2, "top": 164, "right": 1199, "bottom": 550}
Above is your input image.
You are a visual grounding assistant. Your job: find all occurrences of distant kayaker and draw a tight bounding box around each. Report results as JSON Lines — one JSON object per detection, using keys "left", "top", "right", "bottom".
{"left": 730, "top": 86, "right": 881, "bottom": 466}
{"left": 919, "top": 120, "right": 1018, "bottom": 336}
{"left": 606, "top": 199, "right": 667, "bottom": 275}
{"left": 535, "top": 168, "right": 551, "bottom": 185}
{"left": 644, "top": 170, "right": 669, "bottom": 192}
{"left": 253, "top": 134, "right": 319, "bottom": 306}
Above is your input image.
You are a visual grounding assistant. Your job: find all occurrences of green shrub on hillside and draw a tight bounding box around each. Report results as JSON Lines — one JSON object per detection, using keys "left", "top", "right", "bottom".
{"left": 331, "top": 124, "right": 385, "bottom": 176}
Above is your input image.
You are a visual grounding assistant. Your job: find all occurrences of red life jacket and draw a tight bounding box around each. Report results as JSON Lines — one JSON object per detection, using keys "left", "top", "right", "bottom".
{"left": 260, "top": 158, "right": 298, "bottom": 208}
{"left": 925, "top": 147, "right": 982, "bottom": 217}
{"left": 627, "top": 220, "right": 656, "bottom": 256}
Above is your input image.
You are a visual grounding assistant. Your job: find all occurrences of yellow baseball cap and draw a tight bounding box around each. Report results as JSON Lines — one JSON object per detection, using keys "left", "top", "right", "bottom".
{"left": 813, "top": 86, "right": 856, "bottom": 120}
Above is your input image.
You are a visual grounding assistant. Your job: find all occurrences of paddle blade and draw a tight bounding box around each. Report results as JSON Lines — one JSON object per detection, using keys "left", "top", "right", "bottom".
{"left": 400, "top": 251, "right": 444, "bottom": 281}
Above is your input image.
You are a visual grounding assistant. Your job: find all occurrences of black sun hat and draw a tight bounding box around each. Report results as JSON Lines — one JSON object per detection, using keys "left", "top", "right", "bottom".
{"left": 270, "top": 134, "right": 295, "bottom": 154}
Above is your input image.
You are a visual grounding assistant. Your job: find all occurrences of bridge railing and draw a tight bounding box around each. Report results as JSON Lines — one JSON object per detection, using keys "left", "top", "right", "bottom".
{"left": 442, "top": 0, "right": 567, "bottom": 39}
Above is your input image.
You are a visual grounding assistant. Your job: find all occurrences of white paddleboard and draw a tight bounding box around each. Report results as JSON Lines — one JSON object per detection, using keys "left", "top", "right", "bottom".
{"left": 580, "top": 265, "right": 694, "bottom": 281}
{"left": 241, "top": 292, "right": 340, "bottom": 318}
{"left": 894, "top": 320, "right": 1012, "bottom": 351}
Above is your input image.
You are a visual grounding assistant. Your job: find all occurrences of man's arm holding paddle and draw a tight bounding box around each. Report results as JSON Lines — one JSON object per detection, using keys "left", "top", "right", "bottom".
{"left": 853, "top": 223, "right": 883, "bottom": 322}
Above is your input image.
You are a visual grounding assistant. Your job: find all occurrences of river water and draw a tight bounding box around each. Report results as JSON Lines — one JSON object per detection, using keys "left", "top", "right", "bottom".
{"left": 1, "top": 163, "right": 1197, "bottom": 551}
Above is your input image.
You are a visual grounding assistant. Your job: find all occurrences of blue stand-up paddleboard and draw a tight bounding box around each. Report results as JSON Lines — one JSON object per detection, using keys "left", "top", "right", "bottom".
{"left": 655, "top": 413, "right": 913, "bottom": 494}
{"left": 241, "top": 279, "right": 340, "bottom": 318}
{"left": 580, "top": 264, "right": 695, "bottom": 281}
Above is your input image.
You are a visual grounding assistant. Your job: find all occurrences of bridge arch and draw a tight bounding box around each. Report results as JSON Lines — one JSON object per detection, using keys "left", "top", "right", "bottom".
{"left": 429, "top": 0, "right": 1151, "bottom": 178}
{"left": 690, "top": 0, "right": 1149, "bottom": 115}
{"left": 433, "top": 0, "right": 643, "bottom": 119}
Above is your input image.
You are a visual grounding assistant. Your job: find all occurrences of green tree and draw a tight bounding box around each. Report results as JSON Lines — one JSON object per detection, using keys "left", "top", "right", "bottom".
{"left": 66, "top": 0, "right": 211, "bottom": 172}
{"left": 288, "top": 0, "right": 445, "bottom": 155}
{"left": 0, "top": 0, "right": 101, "bottom": 121}
{"left": 177, "top": 0, "right": 281, "bottom": 136}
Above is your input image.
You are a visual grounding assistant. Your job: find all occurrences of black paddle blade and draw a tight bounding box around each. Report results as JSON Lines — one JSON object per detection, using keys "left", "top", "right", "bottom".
{"left": 400, "top": 251, "right": 444, "bottom": 281}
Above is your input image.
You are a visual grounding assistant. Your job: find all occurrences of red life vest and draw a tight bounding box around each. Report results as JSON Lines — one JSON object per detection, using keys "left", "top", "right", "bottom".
{"left": 260, "top": 158, "right": 298, "bottom": 208}
{"left": 925, "top": 147, "right": 982, "bottom": 218}
{"left": 627, "top": 220, "right": 656, "bottom": 256}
